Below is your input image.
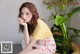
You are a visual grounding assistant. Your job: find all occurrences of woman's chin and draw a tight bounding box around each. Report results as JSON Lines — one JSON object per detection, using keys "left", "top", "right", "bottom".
{"left": 25, "top": 19, "right": 31, "bottom": 24}
{"left": 25, "top": 20, "right": 29, "bottom": 23}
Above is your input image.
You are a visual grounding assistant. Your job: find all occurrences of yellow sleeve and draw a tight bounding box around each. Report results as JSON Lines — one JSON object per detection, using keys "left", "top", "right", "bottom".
{"left": 31, "top": 19, "right": 52, "bottom": 40}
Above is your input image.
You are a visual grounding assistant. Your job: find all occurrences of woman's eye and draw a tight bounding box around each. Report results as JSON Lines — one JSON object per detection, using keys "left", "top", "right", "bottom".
{"left": 26, "top": 13, "right": 29, "bottom": 15}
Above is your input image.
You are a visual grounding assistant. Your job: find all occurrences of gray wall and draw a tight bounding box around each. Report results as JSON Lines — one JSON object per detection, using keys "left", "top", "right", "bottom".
{"left": 0, "top": 0, "right": 53, "bottom": 44}
{"left": 0, "top": 0, "right": 80, "bottom": 45}
{"left": 71, "top": 12, "right": 80, "bottom": 45}
{"left": 70, "top": 0, "right": 80, "bottom": 45}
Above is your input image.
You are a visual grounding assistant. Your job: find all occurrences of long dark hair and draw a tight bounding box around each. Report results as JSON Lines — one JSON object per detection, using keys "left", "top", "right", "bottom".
{"left": 18, "top": 2, "right": 39, "bottom": 35}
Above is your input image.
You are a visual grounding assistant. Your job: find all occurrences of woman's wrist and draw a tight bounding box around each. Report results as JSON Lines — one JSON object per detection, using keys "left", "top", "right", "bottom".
{"left": 23, "top": 24, "right": 28, "bottom": 31}
{"left": 23, "top": 23, "right": 27, "bottom": 27}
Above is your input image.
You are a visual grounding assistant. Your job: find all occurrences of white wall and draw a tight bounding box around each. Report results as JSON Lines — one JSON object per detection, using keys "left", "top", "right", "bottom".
{"left": 0, "top": 0, "right": 53, "bottom": 44}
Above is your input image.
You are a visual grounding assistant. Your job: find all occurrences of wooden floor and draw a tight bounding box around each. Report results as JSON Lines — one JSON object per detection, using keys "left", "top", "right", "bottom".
{"left": 72, "top": 42, "right": 80, "bottom": 54}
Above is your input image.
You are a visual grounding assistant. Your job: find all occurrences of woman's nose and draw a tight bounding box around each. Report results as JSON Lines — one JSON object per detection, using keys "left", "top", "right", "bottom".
{"left": 22, "top": 15, "right": 26, "bottom": 19}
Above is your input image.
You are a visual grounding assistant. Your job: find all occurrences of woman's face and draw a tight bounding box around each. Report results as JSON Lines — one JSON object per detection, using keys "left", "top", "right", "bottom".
{"left": 21, "top": 7, "right": 32, "bottom": 23}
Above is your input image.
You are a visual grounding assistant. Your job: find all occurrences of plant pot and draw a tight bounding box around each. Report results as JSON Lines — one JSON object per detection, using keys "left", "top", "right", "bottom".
{"left": 54, "top": 42, "right": 80, "bottom": 54}
{"left": 72, "top": 42, "right": 80, "bottom": 54}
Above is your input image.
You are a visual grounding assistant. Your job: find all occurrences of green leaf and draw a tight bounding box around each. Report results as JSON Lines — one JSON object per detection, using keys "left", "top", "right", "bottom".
{"left": 56, "top": 42, "right": 62, "bottom": 47}
{"left": 68, "top": 27, "right": 80, "bottom": 35}
{"left": 59, "top": 5, "right": 66, "bottom": 11}
{"left": 47, "top": 4, "right": 54, "bottom": 10}
{"left": 70, "top": 35, "right": 80, "bottom": 41}
{"left": 55, "top": 15, "right": 67, "bottom": 26}
{"left": 48, "top": 13, "right": 55, "bottom": 21}
{"left": 67, "top": 7, "right": 80, "bottom": 18}
{"left": 72, "top": 7, "right": 80, "bottom": 13}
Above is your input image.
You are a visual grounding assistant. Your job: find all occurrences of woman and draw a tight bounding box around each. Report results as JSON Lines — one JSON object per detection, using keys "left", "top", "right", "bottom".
{"left": 18, "top": 2, "right": 56, "bottom": 54}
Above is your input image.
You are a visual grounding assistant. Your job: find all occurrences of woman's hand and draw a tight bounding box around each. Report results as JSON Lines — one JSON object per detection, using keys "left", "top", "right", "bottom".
{"left": 18, "top": 17, "right": 27, "bottom": 26}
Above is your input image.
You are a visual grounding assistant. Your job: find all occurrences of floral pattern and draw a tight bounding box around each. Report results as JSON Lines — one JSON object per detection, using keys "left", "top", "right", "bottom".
{"left": 33, "top": 36, "right": 56, "bottom": 54}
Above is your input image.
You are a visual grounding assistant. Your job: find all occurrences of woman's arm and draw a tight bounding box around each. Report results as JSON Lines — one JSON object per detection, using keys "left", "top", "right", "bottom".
{"left": 18, "top": 18, "right": 30, "bottom": 46}
{"left": 18, "top": 38, "right": 37, "bottom": 54}
{"left": 23, "top": 24, "right": 30, "bottom": 46}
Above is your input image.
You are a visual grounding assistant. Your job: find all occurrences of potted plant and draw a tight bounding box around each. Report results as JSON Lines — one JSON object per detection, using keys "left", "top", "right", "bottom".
{"left": 43, "top": 0, "right": 80, "bottom": 54}
{"left": 54, "top": 15, "right": 80, "bottom": 54}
